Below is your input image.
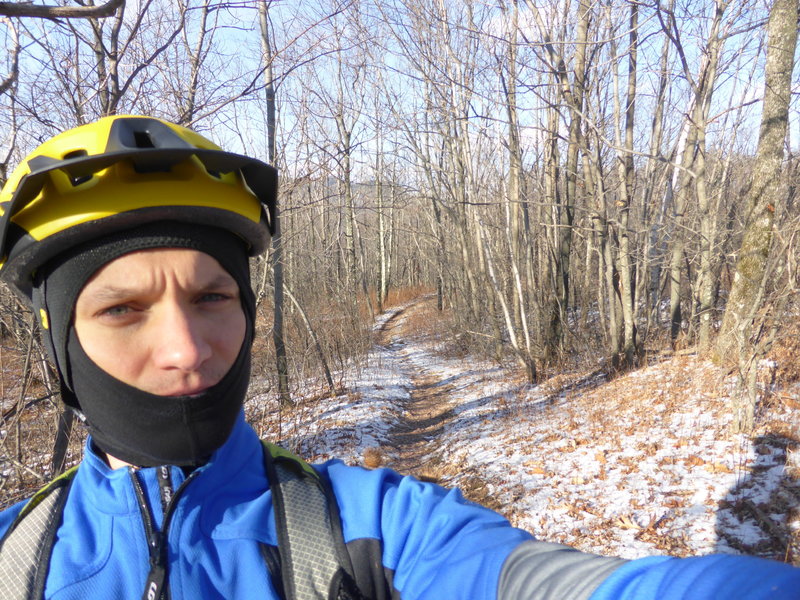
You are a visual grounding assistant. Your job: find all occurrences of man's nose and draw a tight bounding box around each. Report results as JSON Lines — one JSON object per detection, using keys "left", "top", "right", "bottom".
{"left": 152, "top": 305, "right": 212, "bottom": 371}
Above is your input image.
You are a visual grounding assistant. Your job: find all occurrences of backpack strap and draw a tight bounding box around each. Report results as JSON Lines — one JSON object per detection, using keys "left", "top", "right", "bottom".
{"left": 0, "top": 467, "right": 77, "bottom": 600}
{"left": 262, "top": 441, "right": 365, "bottom": 600}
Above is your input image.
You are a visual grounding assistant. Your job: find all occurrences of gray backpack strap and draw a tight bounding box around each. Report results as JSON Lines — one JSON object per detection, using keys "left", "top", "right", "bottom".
{"left": 262, "top": 442, "right": 364, "bottom": 600}
{"left": 0, "top": 467, "right": 77, "bottom": 600}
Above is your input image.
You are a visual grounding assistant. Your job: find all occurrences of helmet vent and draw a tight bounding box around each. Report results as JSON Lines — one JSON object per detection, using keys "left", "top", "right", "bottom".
{"left": 133, "top": 131, "right": 156, "bottom": 149}
{"left": 62, "top": 150, "right": 92, "bottom": 186}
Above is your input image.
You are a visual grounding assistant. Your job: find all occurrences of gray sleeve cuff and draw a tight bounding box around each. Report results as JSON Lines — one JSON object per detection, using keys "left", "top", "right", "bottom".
{"left": 497, "top": 540, "right": 628, "bottom": 600}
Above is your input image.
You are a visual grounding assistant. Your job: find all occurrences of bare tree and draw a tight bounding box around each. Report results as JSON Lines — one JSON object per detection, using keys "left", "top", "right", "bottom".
{"left": 524, "top": 0, "right": 591, "bottom": 361}
{"left": 258, "top": 0, "right": 291, "bottom": 405}
{"left": 716, "top": 0, "right": 798, "bottom": 428}
{"left": 173, "top": 0, "right": 211, "bottom": 125}
{"left": 608, "top": 0, "right": 640, "bottom": 367}
{"left": 656, "top": 0, "right": 750, "bottom": 350}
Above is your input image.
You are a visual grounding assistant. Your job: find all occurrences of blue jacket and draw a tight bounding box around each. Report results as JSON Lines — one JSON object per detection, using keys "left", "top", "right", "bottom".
{"left": 0, "top": 414, "right": 529, "bottom": 599}
{"left": 1, "top": 413, "right": 799, "bottom": 599}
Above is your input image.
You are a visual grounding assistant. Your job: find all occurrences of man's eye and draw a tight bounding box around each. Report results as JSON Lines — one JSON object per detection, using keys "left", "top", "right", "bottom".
{"left": 99, "top": 305, "right": 131, "bottom": 317}
{"left": 198, "top": 293, "right": 230, "bottom": 303}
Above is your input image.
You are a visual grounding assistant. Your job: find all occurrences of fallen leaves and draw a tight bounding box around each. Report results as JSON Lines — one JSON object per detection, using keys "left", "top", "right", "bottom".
{"left": 685, "top": 455, "right": 705, "bottom": 467}
{"left": 616, "top": 515, "right": 641, "bottom": 530}
{"left": 704, "top": 462, "right": 733, "bottom": 474}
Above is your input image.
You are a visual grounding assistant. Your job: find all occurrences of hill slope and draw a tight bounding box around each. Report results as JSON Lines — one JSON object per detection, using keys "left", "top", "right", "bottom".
{"left": 250, "top": 297, "right": 800, "bottom": 565}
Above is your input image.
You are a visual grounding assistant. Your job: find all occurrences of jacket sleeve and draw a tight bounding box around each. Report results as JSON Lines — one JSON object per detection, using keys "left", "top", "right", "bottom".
{"left": 497, "top": 540, "right": 627, "bottom": 600}
{"left": 498, "top": 541, "right": 800, "bottom": 600}
{"left": 321, "top": 460, "right": 533, "bottom": 599}
{"left": 587, "top": 553, "right": 800, "bottom": 600}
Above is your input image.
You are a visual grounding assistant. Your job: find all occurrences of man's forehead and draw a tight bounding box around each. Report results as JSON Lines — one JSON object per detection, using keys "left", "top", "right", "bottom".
{"left": 79, "top": 248, "right": 236, "bottom": 294}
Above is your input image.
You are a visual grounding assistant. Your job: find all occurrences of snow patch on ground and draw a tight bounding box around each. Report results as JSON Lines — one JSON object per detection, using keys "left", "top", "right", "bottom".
{"left": 254, "top": 301, "right": 800, "bottom": 563}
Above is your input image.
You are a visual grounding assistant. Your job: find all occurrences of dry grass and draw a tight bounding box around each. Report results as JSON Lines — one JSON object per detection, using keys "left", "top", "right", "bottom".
{"left": 362, "top": 446, "right": 384, "bottom": 469}
{"left": 251, "top": 290, "right": 374, "bottom": 396}
{"left": 771, "top": 319, "right": 800, "bottom": 384}
{"left": 372, "top": 286, "right": 435, "bottom": 313}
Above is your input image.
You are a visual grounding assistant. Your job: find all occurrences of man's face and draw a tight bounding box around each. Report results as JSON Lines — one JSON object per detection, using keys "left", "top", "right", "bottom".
{"left": 74, "top": 248, "right": 246, "bottom": 396}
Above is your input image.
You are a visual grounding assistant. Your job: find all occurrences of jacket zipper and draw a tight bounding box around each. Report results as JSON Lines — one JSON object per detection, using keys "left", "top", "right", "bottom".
{"left": 130, "top": 467, "right": 198, "bottom": 600}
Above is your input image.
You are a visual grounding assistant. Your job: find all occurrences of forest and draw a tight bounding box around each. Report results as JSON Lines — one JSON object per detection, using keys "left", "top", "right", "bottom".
{"left": 0, "top": 0, "right": 798, "bottom": 525}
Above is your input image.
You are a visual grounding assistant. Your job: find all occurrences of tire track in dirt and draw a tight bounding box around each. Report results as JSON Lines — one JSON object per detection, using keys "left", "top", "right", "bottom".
{"left": 376, "top": 298, "right": 460, "bottom": 483}
{"left": 371, "top": 298, "right": 528, "bottom": 514}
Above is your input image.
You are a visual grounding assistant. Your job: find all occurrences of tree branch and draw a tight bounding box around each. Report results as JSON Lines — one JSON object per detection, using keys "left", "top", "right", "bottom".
{"left": 0, "top": 0, "right": 124, "bottom": 19}
{"left": 0, "top": 17, "right": 19, "bottom": 95}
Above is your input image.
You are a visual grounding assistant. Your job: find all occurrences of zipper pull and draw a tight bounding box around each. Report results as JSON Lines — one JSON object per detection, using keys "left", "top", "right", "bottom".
{"left": 143, "top": 530, "right": 167, "bottom": 600}
{"left": 141, "top": 561, "right": 167, "bottom": 600}
{"left": 130, "top": 469, "right": 168, "bottom": 600}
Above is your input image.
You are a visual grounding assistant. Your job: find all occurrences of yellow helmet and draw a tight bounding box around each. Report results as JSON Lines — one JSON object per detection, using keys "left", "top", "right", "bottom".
{"left": 0, "top": 115, "right": 277, "bottom": 298}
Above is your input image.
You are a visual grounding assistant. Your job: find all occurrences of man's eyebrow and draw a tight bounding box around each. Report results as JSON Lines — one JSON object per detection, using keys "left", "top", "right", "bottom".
{"left": 85, "top": 274, "right": 238, "bottom": 302}
{"left": 201, "top": 274, "right": 238, "bottom": 290}
{"left": 84, "top": 286, "right": 142, "bottom": 303}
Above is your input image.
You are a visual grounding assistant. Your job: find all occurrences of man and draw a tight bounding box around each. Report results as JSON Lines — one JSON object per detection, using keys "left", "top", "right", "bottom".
{"left": 0, "top": 116, "right": 797, "bottom": 599}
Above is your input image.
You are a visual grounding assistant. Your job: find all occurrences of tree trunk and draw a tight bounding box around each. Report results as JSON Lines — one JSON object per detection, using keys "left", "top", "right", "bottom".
{"left": 50, "top": 407, "right": 74, "bottom": 476}
{"left": 504, "top": 1, "right": 523, "bottom": 333}
{"left": 177, "top": 0, "right": 210, "bottom": 125}
{"left": 668, "top": 115, "right": 698, "bottom": 346}
{"left": 716, "top": 0, "right": 798, "bottom": 369}
{"left": 694, "top": 15, "right": 724, "bottom": 351}
{"left": 610, "top": 2, "right": 639, "bottom": 368}
{"left": 260, "top": 0, "right": 290, "bottom": 405}
{"left": 376, "top": 136, "right": 387, "bottom": 312}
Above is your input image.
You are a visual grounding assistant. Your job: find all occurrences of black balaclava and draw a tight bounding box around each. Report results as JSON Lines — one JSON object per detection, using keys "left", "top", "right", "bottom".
{"left": 31, "top": 221, "right": 256, "bottom": 468}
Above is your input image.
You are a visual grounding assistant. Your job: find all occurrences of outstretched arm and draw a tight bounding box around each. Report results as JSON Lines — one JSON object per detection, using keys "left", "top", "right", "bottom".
{"left": 498, "top": 541, "right": 800, "bottom": 600}
{"left": 588, "top": 552, "right": 800, "bottom": 600}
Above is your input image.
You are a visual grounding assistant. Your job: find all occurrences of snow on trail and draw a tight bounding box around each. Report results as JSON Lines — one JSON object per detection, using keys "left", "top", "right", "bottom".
{"left": 249, "top": 297, "right": 800, "bottom": 564}
{"left": 250, "top": 303, "right": 416, "bottom": 466}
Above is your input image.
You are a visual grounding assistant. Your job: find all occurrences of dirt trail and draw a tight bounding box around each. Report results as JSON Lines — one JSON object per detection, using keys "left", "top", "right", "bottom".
{"left": 375, "top": 299, "right": 459, "bottom": 483}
